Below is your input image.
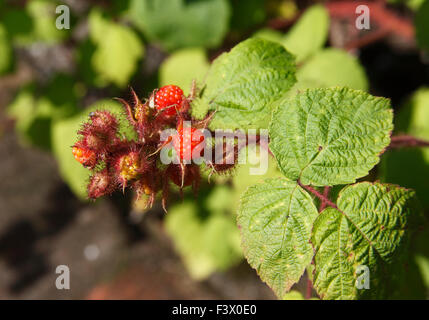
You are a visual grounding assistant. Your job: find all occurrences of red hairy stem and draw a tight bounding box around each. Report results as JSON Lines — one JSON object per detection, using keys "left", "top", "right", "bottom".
{"left": 389, "top": 135, "right": 429, "bottom": 149}
{"left": 318, "top": 186, "right": 332, "bottom": 212}
{"left": 298, "top": 181, "right": 338, "bottom": 210}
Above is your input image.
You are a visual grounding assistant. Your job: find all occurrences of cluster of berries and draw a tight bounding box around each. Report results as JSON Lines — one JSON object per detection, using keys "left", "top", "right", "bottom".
{"left": 72, "top": 84, "right": 237, "bottom": 210}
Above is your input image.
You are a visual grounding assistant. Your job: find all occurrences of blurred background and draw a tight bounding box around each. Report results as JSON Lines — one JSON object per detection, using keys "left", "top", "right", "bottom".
{"left": 0, "top": 0, "right": 429, "bottom": 299}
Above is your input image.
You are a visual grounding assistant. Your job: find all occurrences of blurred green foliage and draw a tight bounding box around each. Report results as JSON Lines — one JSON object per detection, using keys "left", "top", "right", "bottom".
{"left": 159, "top": 48, "right": 209, "bottom": 94}
{"left": 380, "top": 88, "right": 429, "bottom": 210}
{"left": 88, "top": 9, "right": 144, "bottom": 87}
{"left": 416, "top": 0, "right": 429, "bottom": 51}
{"left": 0, "top": 24, "right": 12, "bottom": 74}
{"left": 127, "top": 0, "right": 230, "bottom": 51}
{"left": 165, "top": 187, "right": 242, "bottom": 279}
{"left": 255, "top": 4, "right": 329, "bottom": 63}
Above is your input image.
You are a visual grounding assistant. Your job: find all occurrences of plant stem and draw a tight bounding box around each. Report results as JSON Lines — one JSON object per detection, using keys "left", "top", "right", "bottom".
{"left": 389, "top": 135, "right": 429, "bottom": 149}
{"left": 306, "top": 278, "right": 313, "bottom": 300}
{"left": 298, "top": 181, "right": 338, "bottom": 210}
{"left": 318, "top": 186, "right": 331, "bottom": 212}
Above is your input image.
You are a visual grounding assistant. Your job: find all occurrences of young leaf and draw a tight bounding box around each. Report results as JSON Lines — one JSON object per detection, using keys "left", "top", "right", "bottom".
{"left": 312, "top": 182, "right": 421, "bottom": 299}
{"left": 127, "top": 0, "right": 230, "bottom": 51}
{"left": 237, "top": 178, "right": 318, "bottom": 298}
{"left": 159, "top": 48, "right": 210, "bottom": 95}
{"left": 270, "top": 87, "right": 393, "bottom": 186}
{"left": 192, "top": 38, "right": 296, "bottom": 130}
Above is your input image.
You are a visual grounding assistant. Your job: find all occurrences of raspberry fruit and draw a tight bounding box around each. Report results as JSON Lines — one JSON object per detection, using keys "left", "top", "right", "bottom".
{"left": 172, "top": 124, "right": 205, "bottom": 161}
{"left": 72, "top": 146, "right": 97, "bottom": 168}
{"left": 155, "top": 85, "right": 184, "bottom": 117}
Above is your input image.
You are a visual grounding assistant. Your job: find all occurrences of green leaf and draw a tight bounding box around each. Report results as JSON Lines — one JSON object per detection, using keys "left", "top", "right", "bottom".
{"left": 192, "top": 38, "right": 296, "bottom": 130}
{"left": 165, "top": 188, "right": 242, "bottom": 280}
{"left": 270, "top": 87, "right": 393, "bottom": 186}
{"left": 415, "top": 0, "right": 429, "bottom": 51}
{"left": 52, "top": 99, "right": 131, "bottom": 199}
{"left": 293, "top": 48, "right": 369, "bottom": 92}
{"left": 159, "top": 48, "right": 210, "bottom": 95}
{"left": 127, "top": 0, "right": 230, "bottom": 51}
{"left": 89, "top": 10, "right": 144, "bottom": 87}
{"left": 237, "top": 178, "right": 318, "bottom": 298}
{"left": 312, "top": 182, "right": 421, "bottom": 299}
{"left": 282, "top": 4, "right": 329, "bottom": 63}
{"left": 0, "top": 24, "right": 12, "bottom": 74}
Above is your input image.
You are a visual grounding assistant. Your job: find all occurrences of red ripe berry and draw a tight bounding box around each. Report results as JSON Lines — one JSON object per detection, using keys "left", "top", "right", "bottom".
{"left": 155, "top": 85, "right": 184, "bottom": 117}
{"left": 172, "top": 124, "right": 205, "bottom": 161}
{"left": 72, "top": 146, "right": 97, "bottom": 168}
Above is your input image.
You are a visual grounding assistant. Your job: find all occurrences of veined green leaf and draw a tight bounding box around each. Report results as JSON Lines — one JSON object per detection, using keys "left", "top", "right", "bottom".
{"left": 270, "top": 87, "right": 393, "bottom": 186}
{"left": 192, "top": 38, "right": 296, "bottom": 130}
{"left": 237, "top": 178, "right": 318, "bottom": 298}
{"left": 312, "top": 182, "right": 421, "bottom": 299}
